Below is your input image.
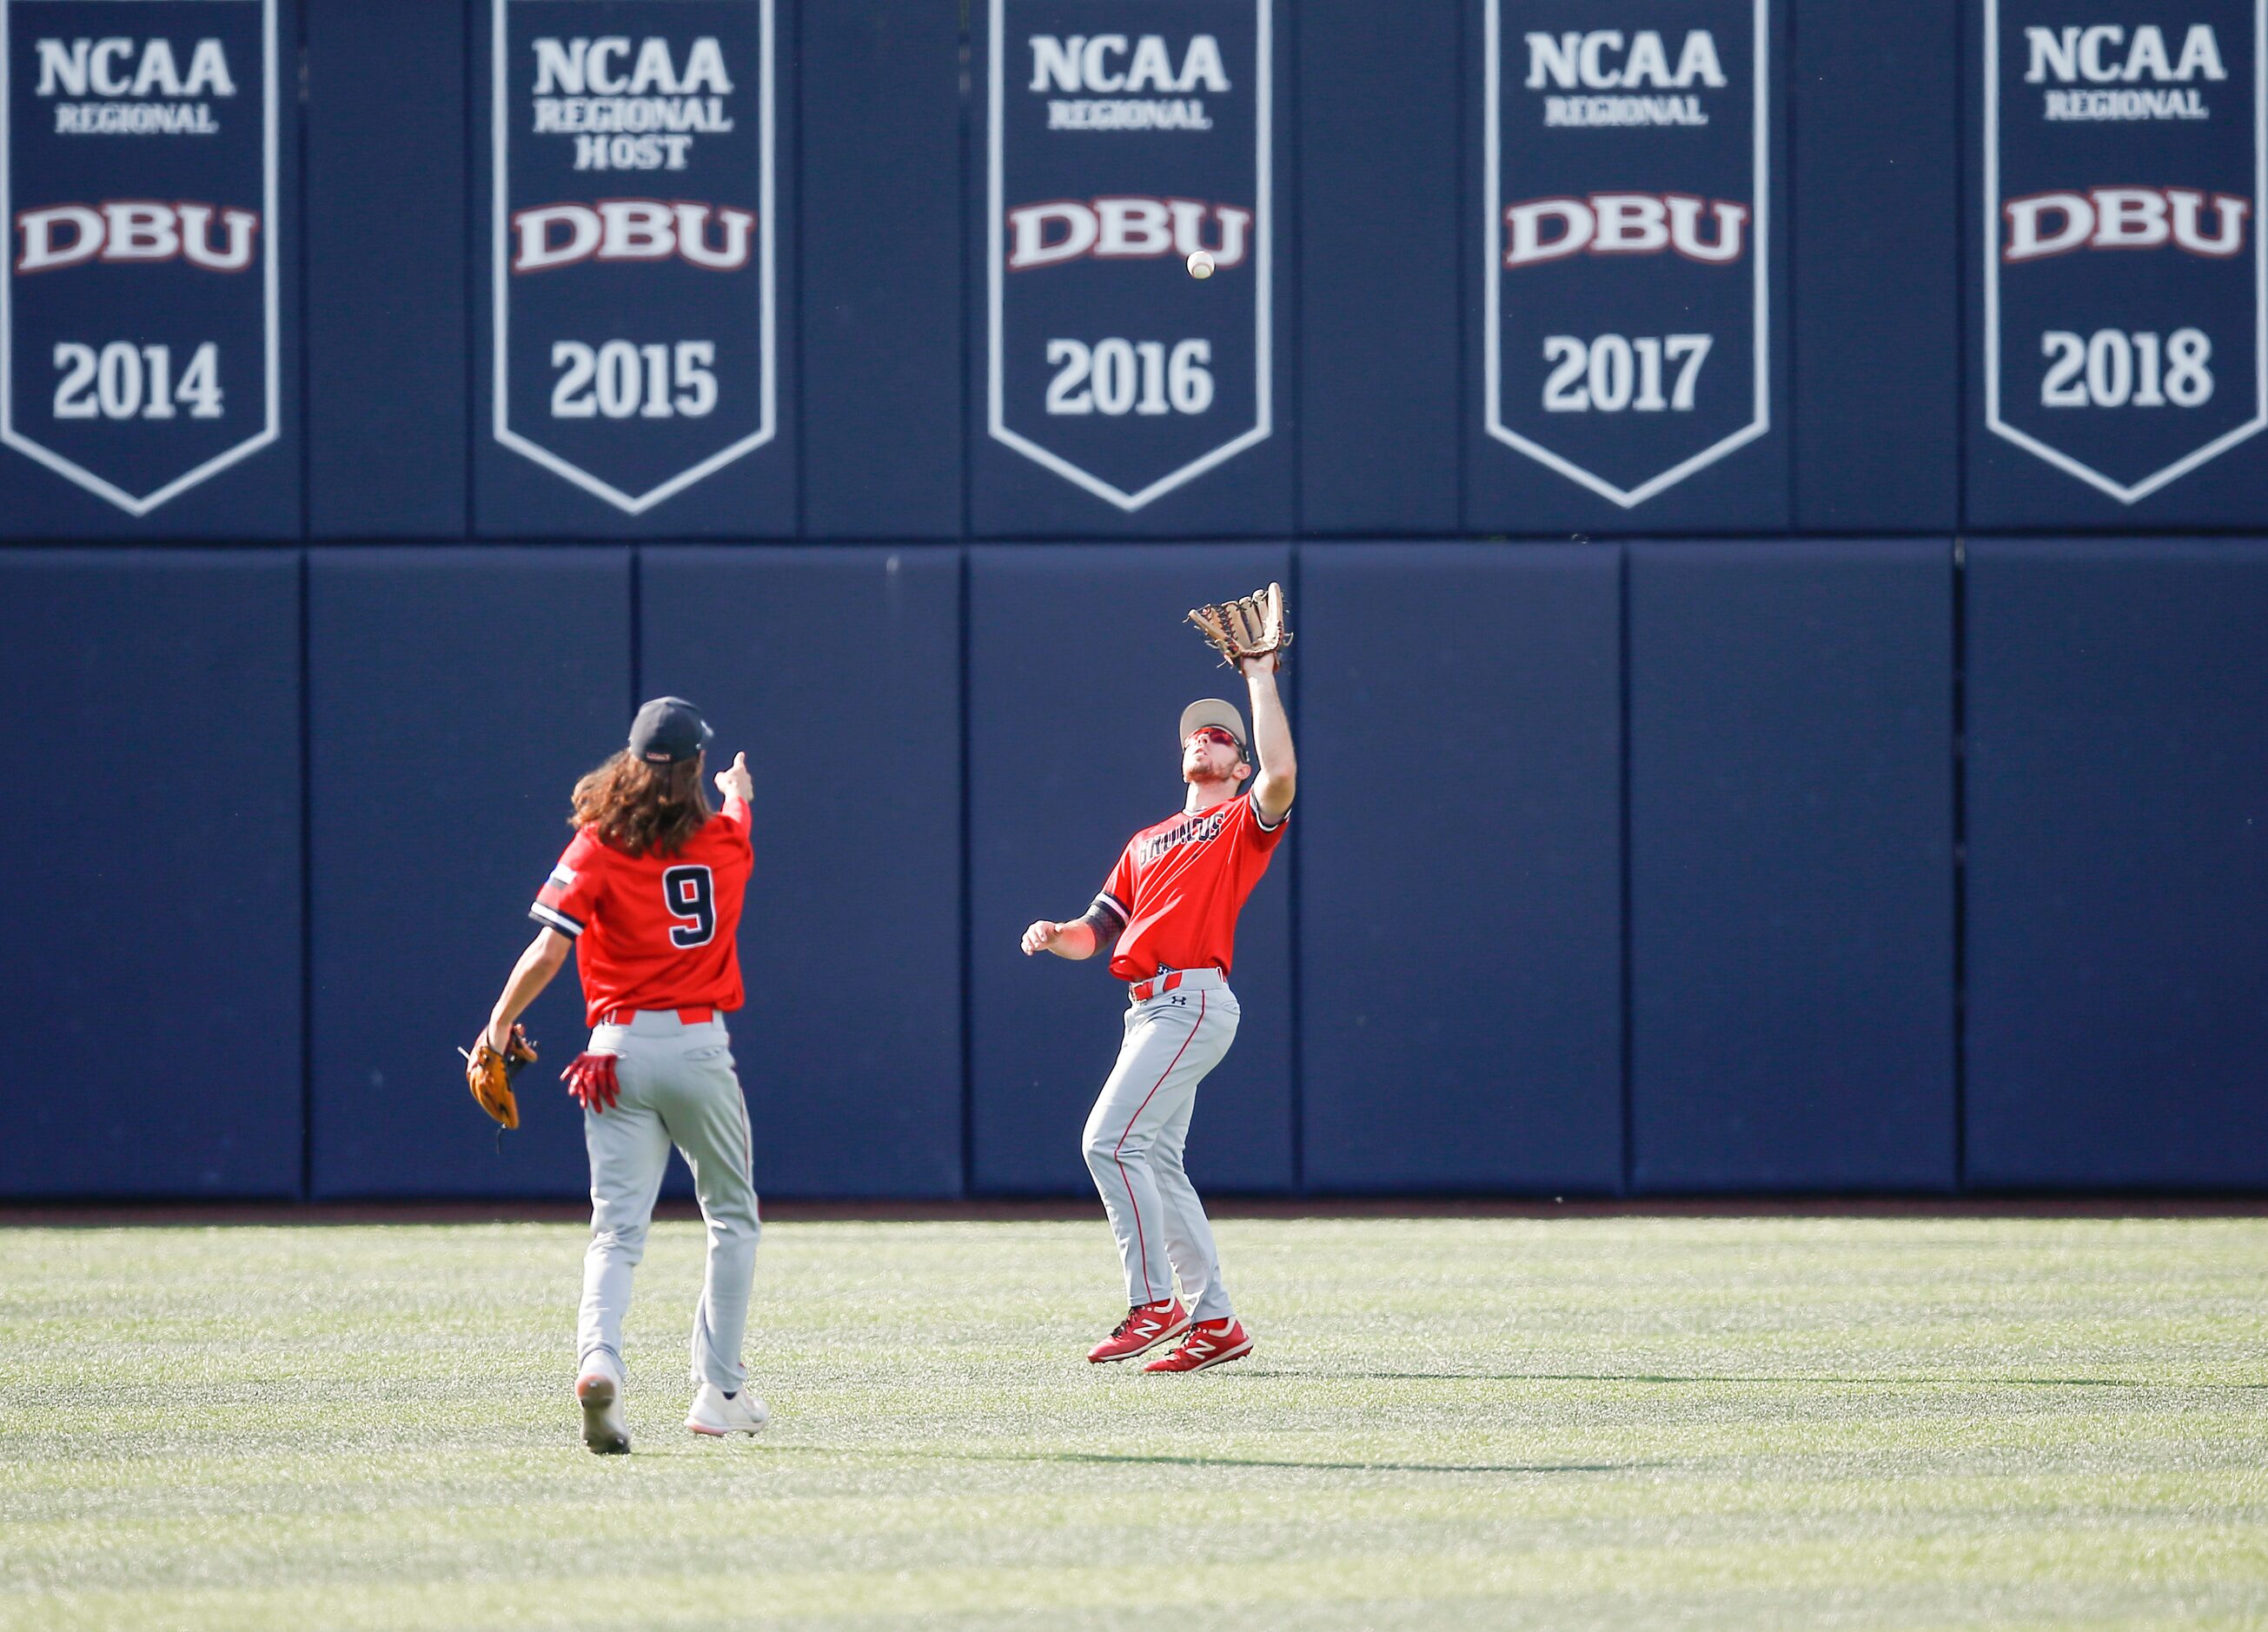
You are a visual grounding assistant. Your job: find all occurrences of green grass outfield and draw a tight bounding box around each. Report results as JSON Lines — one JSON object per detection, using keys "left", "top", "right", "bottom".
{"left": 2, "top": 1216, "right": 2264, "bottom": 1629}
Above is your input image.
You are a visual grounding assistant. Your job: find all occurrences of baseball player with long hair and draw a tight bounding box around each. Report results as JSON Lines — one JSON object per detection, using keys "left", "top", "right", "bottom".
{"left": 1021, "top": 586, "right": 1296, "bottom": 1373}
{"left": 467, "top": 696, "right": 769, "bottom": 1454}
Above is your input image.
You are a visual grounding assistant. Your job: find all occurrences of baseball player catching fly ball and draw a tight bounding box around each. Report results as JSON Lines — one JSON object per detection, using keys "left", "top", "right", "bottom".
{"left": 466, "top": 697, "right": 768, "bottom": 1454}
{"left": 1022, "top": 584, "right": 1296, "bottom": 1373}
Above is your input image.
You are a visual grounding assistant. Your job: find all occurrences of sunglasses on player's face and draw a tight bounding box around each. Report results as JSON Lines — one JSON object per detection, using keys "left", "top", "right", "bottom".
{"left": 1189, "top": 727, "right": 1240, "bottom": 751}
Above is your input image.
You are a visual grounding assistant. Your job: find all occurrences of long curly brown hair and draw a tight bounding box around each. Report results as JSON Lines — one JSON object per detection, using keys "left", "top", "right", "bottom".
{"left": 570, "top": 749, "right": 712, "bottom": 859}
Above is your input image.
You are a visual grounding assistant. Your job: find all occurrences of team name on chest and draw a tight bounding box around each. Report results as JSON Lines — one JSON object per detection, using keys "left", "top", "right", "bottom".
{"left": 1139, "top": 811, "right": 1227, "bottom": 865}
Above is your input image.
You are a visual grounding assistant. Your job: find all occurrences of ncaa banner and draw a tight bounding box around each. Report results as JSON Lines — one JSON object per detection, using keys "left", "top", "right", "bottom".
{"left": 986, "top": 0, "right": 1270, "bottom": 513}
{"left": 487, "top": 0, "right": 775, "bottom": 518}
{"left": 1984, "top": 0, "right": 2265, "bottom": 503}
{"left": 1483, "top": 0, "right": 1771, "bottom": 510}
{"left": 2, "top": 0, "right": 279, "bottom": 516}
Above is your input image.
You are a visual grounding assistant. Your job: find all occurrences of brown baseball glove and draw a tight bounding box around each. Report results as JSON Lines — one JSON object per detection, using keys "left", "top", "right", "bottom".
{"left": 1187, "top": 581, "right": 1293, "bottom": 670}
{"left": 462, "top": 1024, "right": 538, "bottom": 1131}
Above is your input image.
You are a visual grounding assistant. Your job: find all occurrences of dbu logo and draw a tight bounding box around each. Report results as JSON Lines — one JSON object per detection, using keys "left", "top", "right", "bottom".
{"left": 1502, "top": 193, "right": 1747, "bottom": 266}
{"left": 1005, "top": 197, "right": 1251, "bottom": 270}
{"left": 2001, "top": 187, "right": 2249, "bottom": 261}
{"left": 16, "top": 202, "right": 259, "bottom": 273}
{"left": 508, "top": 201, "right": 755, "bottom": 272}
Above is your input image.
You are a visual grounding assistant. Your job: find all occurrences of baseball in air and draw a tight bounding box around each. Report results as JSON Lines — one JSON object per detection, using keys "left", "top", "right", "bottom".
{"left": 1187, "top": 249, "right": 1216, "bottom": 280}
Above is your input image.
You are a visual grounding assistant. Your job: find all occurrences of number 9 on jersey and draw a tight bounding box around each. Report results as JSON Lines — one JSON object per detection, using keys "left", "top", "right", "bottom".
{"left": 662, "top": 866, "right": 715, "bottom": 947}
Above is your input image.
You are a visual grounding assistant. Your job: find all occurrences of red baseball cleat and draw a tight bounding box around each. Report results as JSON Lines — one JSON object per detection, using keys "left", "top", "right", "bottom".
{"left": 1144, "top": 1316, "right": 1253, "bottom": 1373}
{"left": 1087, "top": 1298, "right": 1190, "bottom": 1363}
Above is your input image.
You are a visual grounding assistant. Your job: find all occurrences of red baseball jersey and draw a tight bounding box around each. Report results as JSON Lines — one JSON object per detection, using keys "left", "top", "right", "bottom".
{"left": 1092, "top": 792, "right": 1287, "bottom": 982}
{"left": 531, "top": 795, "right": 753, "bottom": 1025}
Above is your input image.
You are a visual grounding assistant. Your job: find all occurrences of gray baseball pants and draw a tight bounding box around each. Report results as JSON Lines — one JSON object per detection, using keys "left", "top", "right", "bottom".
{"left": 1081, "top": 970, "right": 1239, "bottom": 1323}
{"left": 577, "top": 1010, "right": 759, "bottom": 1394}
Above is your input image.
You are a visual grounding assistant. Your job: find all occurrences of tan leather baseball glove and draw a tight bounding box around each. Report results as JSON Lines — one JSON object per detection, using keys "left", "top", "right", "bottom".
{"left": 1188, "top": 581, "right": 1293, "bottom": 670}
{"left": 462, "top": 1024, "right": 538, "bottom": 1131}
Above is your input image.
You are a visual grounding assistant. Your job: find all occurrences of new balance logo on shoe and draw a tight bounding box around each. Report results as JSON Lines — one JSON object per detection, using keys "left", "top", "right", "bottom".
{"left": 1087, "top": 1298, "right": 1190, "bottom": 1363}
{"left": 1144, "top": 1317, "right": 1254, "bottom": 1373}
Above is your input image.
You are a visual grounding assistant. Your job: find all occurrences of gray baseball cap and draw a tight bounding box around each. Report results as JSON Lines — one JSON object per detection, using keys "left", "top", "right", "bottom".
{"left": 1179, "top": 698, "right": 1249, "bottom": 758}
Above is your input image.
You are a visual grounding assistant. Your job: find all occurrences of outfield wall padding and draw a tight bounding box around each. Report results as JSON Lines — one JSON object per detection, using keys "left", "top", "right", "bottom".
{"left": 308, "top": 549, "right": 633, "bottom": 1198}
{"left": 1628, "top": 541, "right": 1958, "bottom": 1192}
{"left": 1965, "top": 541, "right": 2268, "bottom": 1189}
{"left": 1297, "top": 543, "right": 1624, "bottom": 1193}
{"left": 0, "top": 552, "right": 302, "bottom": 1197}
{"left": 640, "top": 547, "right": 965, "bottom": 1197}
{"left": 20, "top": 535, "right": 2268, "bottom": 1198}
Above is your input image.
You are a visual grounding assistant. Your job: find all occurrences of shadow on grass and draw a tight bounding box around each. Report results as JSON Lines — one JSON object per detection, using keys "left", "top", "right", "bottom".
{"left": 1224, "top": 1370, "right": 2268, "bottom": 1390}
{"left": 1042, "top": 1450, "right": 1641, "bottom": 1475}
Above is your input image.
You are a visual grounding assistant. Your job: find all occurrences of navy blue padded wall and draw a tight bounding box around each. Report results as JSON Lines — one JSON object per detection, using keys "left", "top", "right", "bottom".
{"left": 800, "top": 0, "right": 964, "bottom": 539}
{"left": 969, "top": 545, "right": 1295, "bottom": 1194}
{"left": 1966, "top": 541, "right": 2268, "bottom": 1187}
{"left": 1297, "top": 1, "right": 1459, "bottom": 535}
{"left": 1299, "top": 544, "right": 1621, "bottom": 1192}
{"left": 1790, "top": 0, "right": 1959, "bottom": 532}
{"left": 305, "top": 0, "right": 468, "bottom": 538}
{"left": 0, "top": 553, "right": 301, "bottom": 1197}
{"left": 309, "top": 550, "right": 631, "bottom": 1198}
{"left": 1628, "top": 541, "right": 1955, "bottom": 1191}
{"left": 640, "top": 547, "right": 962, "bottom": 1196}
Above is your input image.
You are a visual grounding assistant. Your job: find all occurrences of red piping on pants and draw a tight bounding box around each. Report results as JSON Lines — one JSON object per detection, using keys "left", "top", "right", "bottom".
{"left": 1111, "top": 990, "right": 1205, "bottom": 1304}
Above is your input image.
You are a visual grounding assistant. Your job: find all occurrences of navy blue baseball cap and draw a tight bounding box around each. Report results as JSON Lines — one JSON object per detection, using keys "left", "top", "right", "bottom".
{"left": 628, "top": 696, "right": 713, "bottom": 765}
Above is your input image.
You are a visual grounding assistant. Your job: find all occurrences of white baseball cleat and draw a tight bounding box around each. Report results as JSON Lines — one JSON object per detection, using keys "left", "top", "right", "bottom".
{"left": 575, "top": 1354, "right": 630, "bottom": 1456}
{"left": 686, "top": 1383, "right": 770, "bottom": 1438}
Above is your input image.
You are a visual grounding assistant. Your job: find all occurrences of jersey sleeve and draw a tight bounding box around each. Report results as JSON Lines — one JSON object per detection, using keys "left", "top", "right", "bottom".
{"left": 530, "top": 831, "right": 604, "bottom": 939}
{"left": 1092, "top": 841, "right": 1136, "bottom": 932}
{"left": 1239, "top": 791, "right": 1290, "bottom": 849}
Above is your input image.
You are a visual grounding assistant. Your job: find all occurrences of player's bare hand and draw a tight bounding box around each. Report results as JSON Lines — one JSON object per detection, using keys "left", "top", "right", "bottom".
{"left": 1021, "top": 919, "right": 1063, "bottom": 956}
{"left": 715, "top": 750, "right": 754, "bottom": 805}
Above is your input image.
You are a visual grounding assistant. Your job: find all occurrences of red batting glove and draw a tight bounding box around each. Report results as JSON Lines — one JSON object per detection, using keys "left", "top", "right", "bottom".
{"left": 562, "top": 1052, "right": 621, "bottom": 1114}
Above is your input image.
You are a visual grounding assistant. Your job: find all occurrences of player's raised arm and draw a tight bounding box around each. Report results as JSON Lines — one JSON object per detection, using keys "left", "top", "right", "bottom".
{"left": 1243, "top": 653, "right": 1296, "bottom": 826}
{"left": 1188, "top": 581, "right": 1296, "bottom": 828}
{"left": 714, "top": 749, "right": 754, "bottom": 812}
